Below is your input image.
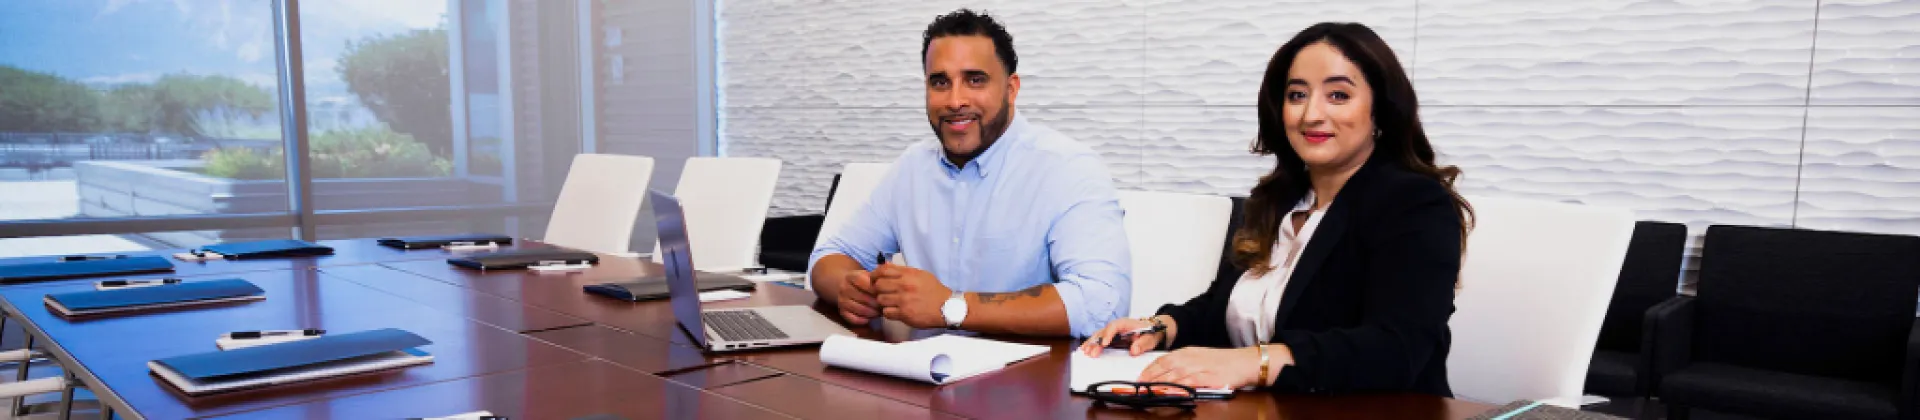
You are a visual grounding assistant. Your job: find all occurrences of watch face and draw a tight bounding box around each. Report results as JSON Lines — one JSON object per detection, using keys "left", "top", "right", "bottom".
{"left": 942, "top": 296, "right": 965, "bottom": 327}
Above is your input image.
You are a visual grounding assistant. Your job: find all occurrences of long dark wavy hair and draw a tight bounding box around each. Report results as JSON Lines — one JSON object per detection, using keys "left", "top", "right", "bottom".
{"left": 1233, "top": 22, "right": 1474, "bottom": 276}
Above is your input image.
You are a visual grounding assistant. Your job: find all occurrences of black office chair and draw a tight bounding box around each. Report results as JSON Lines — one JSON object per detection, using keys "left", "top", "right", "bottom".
{"left": 1585, "top": 221, "right": 1688, "bottom": 397}
{"left": 1211, "top": 196, "right": 1248, "bottom": 285}
{"left": 757, "top": 174, "right": 839, "bottom": 272}
{"left": 1653, "top": 225, "right": 1920, "bottom": 420}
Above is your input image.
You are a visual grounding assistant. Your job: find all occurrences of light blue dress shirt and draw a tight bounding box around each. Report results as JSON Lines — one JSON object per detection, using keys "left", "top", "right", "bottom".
{"left": 808, "top": 111, "right": 1133, "bottom": 337}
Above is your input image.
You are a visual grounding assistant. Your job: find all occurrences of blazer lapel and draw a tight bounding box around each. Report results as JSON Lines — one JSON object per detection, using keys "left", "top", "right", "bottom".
{"left": 1270, "top": 197, "right": 1349, "bottom": 334}
{"left": 1269, "top": 159, "right": 1380, "bottom": 336}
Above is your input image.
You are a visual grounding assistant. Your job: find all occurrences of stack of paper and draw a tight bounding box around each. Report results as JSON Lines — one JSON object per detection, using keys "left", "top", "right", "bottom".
{"left": 820, "top": 334, "right": 1047, "bottom": 384}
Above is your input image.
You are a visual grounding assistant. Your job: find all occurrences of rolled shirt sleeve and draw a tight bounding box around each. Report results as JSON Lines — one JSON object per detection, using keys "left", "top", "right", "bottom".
{"left": 1043, "top": 155, "right": 1133, "bottom": 337}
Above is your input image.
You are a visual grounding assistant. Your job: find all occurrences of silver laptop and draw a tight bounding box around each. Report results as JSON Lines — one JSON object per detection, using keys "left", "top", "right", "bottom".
{"left": 651, "top": 190, "right": 854, "bottom": 352}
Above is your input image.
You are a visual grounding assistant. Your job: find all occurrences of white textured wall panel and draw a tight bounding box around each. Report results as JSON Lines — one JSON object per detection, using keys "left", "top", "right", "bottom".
{"left": 808, "top": 2, "right": 971, "bottom": 108}
{"left": 1809, "top": 0, "right": 1920, "bottom": 105}
{"left": 718, "top": 0, "right": 1920, "bottom": 285}
{"left": 1425, "top": 107, "right": 1803, "bottom": 228}
{"left": 1796, "top": 107, "right": 1920, "bottom": 234}
{"left": 724, "top": 106, "right": 924, "bottom": 216}
{"left": 1142, "top": 0, "right": 1416, "bottom": 105}
{"left": 1415, "top": 0, "right": 1818, "bottom": 106}
{"left": 718, "top": 2, "right": 823, "bottom": 108}
{"left": 1140, "top": 106, "right": 1271, "bottom": 196}
{"left": 1022, "top": 107, "right": 1147, "bottom": 188}
{"left": 979, "top": 0, "right": 1146, "bottom": 107}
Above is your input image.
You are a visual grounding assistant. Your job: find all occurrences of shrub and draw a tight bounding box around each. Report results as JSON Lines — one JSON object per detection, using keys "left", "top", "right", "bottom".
{"left": 308, "top": 127, "right": 452, "bottom": 179}
{"left": 201, "top": 147, "right": 283, "bottom": 180}
{"left": 198, "top": 127, "right": 453, "bottom": 180}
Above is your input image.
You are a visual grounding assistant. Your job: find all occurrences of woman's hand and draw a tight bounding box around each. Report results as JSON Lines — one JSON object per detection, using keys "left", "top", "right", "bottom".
{"left": 1078, "top": 317, "right": 1163, "bottom": 357}
{"left": 1136, "top": 346, "right": 1265, "bottom": 390}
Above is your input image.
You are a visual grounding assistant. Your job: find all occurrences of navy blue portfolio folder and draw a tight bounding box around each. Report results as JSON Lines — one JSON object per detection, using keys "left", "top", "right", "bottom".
{"left": 0, "top": 256, "right": 174, "bottom": 283}
{"left": 377, "top": 234, "right": 515, "bottom": 249}
{"left": 200, "top": 239, "right": 334, "bottom": 259}
{"left": 149, "top": 328, "right": 434, "bottom": 395}
{"left": 156, "top": 328, "right": 429, "bottom": 380}
{"left": 44, "top": 278, "right": 263, "bottom": 317}
{"left": 447, "top": 249, "right": 599, "bottom": 270}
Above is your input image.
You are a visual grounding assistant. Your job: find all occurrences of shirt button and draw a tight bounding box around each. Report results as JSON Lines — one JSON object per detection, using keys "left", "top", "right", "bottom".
{"left": 952, "top": 237, "right": 959, "bottom": 244}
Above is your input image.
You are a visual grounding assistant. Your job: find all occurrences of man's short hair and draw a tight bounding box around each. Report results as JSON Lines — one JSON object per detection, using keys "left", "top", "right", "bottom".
{"left": 921, "top": 9, "right": 1017, "bottom": 75}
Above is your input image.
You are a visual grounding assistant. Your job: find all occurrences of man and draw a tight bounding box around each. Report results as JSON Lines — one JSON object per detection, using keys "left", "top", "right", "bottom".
{"left": 808, "top": 9, "right": 1131, "bottom": 337}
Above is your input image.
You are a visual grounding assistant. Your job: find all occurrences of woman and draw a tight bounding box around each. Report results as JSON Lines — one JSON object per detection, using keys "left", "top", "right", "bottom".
{"left": 1080, "top": 22, "right": 1472, "bottom": 397}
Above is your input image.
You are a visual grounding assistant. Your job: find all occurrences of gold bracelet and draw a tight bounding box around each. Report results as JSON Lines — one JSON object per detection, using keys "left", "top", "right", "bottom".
{"left": 1256, "top": 344, "right": 1271, "bottom": 387}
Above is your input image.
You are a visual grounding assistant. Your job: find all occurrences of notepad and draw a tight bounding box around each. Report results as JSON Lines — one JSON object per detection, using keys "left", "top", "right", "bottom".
{"left": 217, "top": 334, "right": 323, "bottom": 350}
{"left": 0, "top": 256, "right": 174, "bottom": 283}
{"left": 1068, "top": 349, "right": 1235, "bottom": 397}
{"left": 819, "top": 334, "right": 1046, "bottom": 384}
{"left": 149, "top": 328, "right": 434, "bottom": 396}
{"left": 44, "top": 278, "right": 264, "bottom": 317}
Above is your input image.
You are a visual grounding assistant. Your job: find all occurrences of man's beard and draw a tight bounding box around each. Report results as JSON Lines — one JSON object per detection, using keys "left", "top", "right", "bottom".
{"left": 934, "top": 97, "right": 1013, "bottom": 166}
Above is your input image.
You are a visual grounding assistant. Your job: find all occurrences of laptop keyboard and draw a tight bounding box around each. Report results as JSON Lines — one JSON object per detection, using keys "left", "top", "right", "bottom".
{"left": 703, "top": 310, "right": 790, "bottom": 342}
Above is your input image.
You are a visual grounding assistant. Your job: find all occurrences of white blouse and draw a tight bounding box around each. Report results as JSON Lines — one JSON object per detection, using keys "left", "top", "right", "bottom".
{"left": 1225, "top": 190, "right": 1326, "bottom": 348}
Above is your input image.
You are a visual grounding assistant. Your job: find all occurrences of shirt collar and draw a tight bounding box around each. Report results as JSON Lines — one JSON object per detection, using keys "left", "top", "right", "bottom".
{"left": 1291, "top": 189, "right": 1317, "bottom": 213}
{"left": 937, "top": 110, "right": 1026, "bottom": 178}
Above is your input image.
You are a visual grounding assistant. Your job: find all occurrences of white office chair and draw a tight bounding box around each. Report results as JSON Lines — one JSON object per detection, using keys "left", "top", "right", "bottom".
{"left": 652, "top": 157, "right": 783, "bottom": 271}
{"left": 542, "top": 154, "right": 655, "bottom": 255}
{"left": 1448, "top": 195, "right": 1635, "bottom": 407}
{"left": 814, "top": 162, "right": 893, "bottom": 249}
{"left": 1117, "top": 190, "right": 1234, "bottom": 317}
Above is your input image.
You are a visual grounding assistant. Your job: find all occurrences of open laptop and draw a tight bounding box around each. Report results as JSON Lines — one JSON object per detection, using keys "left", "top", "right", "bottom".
{"left": 651, "top": 190, "right": 853, "bottom": 352}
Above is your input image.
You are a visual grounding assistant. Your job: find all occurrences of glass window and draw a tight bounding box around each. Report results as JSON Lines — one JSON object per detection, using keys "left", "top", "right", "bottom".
{"left": 0, "top": 0, "right": 289, "bottom": 253}
{"left": 299, "top": 0, "right": 587, "bottom": 241}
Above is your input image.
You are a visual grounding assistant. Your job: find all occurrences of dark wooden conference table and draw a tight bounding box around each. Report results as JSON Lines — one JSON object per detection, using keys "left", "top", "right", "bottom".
{"left": 0, "top": 239, "right": 1500, "bottom": 419}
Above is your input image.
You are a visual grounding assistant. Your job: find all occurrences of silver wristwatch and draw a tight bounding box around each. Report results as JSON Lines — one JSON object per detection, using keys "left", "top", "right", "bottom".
{"left": 940, "top": 291, "right": 968, "bottom": 329}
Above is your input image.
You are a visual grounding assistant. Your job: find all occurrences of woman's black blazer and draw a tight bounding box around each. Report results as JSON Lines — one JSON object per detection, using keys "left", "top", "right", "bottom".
{"left": 1157, "top": 156, "right": 1462, "bottom": 397}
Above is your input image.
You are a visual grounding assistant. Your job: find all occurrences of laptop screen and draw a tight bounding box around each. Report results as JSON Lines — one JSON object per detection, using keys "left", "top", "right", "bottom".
{"left": 648, "top": 190, "right": 709, "bottom": 349}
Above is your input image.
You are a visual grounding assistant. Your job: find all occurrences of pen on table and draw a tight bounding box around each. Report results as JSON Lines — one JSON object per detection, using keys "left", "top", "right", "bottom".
{"left": 60, "top": 255, "right": 127, "bottom": 262}
{"left": 228, "top": 329, "right": 326, "bottom": 339}
{"left": 100, "top": 278, "right": 182, "bottom": 287}
{"left": 1108, "top": 324, "right": 1167, "bottom": 348}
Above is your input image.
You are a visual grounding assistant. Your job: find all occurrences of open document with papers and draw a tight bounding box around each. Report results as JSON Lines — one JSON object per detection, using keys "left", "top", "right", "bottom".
{"left": 820, "top": 334, "right": 1046, "bottom": 384}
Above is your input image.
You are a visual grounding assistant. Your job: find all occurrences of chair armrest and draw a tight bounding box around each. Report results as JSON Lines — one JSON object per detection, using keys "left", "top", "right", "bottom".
{"left": 1903, "top": 318, "right": 1919, "bottom": 420}
{"left": 1647, "top": 295, "right": 1696, "bottom": 380}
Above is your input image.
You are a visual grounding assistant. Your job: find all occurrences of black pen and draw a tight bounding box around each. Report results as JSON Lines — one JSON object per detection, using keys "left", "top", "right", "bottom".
{"left": 100, "top": 278, "right": 182, "bottom": 287}
{"left": 229, "top": 329, "right": 325, "bottom": 339}
{"left": 876, "top": 252, "right": 886, "bottom": 268}
{"left": 61, "top": 255, "right": 127, "bottom": 262}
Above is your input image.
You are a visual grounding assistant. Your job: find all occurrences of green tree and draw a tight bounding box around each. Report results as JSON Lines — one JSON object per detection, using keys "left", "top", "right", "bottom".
{"left": 338, "top": 28, "right": 452, "bottom": 156}
{"left": 0, "top": 65, "right": 102, "bottom": 132}
{"left": 100, "top": 74, "right": 274, "bottom": 138}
